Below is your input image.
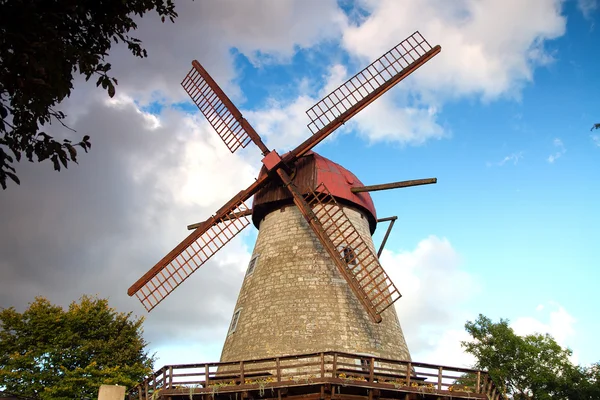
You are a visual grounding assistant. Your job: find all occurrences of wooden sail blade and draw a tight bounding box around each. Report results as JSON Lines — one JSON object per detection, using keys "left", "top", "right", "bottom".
{"left": 305, "top": 183, "right": 402, "bottom": 317}
{"left": 289, "top": 32, "right": 440, "bottom": 160}
{"left": 182, "top": 61, "right": 269, "bottom": 154}
{"left": 273, "top": 169, "right": 383, "bottom": 323}
{"left": 307, "top": 31, "right": 435, "bottom": 134}
{"left": 128, "top": 199, "right": 251, "bottom": 311}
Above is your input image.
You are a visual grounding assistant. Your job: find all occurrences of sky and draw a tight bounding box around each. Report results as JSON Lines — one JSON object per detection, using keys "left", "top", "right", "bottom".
{"left": 1, "top": 0, "right": 599, "bottom": 372}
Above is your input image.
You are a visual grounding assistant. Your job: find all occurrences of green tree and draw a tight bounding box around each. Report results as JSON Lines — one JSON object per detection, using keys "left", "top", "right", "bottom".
{"left": 592, "top": 123, "right": 600, "bottom": 131}
{"left": 0, "top": 0, "right": 179, "bottom": 190}
{"left": 462, "top": 314, "right": 600, "bottom": 400}
{"left": 0, "top": 296, "right": 154, "bottom": 399}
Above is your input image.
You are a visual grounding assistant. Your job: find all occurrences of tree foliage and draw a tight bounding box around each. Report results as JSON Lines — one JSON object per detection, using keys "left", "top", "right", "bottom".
{"left": 462, "top": 314, "right": 600, "bottom": 400}
{"left": 592, "top": 123, "right": 600, "bottom": 131}
{"left": 0, "top": 296, "right": 154, "bottom": 399}
{"left": 0, "top": 0, "right": 179, "bottom": 189}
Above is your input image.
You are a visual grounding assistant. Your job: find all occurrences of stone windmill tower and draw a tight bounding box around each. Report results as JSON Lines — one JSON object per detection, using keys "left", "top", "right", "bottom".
{"left": 128, "top": 31, "right": 441, "bottom": 366}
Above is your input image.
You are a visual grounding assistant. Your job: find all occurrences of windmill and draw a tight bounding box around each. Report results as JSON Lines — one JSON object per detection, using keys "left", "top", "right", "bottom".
{"left": 128, "top": 31, "right": 441, "bottom": 363}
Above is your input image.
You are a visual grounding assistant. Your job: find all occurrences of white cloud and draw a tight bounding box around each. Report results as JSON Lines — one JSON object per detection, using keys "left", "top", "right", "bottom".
{"left": 343, "top": 0, "right": 566, "bottom": 101}
{"left": 511, "top": 303, "right": 576, "bottom": 346}
{"left": 591, "top": 134, "right": 600, "bottom": 147}
{"left": 352, "top": 98, "right": 447, "bottom": 145}
{"left": 382, "top": 236, "right": 480, "bottom": 367}
{"left": 243, "top": 64, "right": 356, "bottom": 151}
{"left": 1, "top": 0, "right": 582, "bottom": 369}
{"left": 246, "top": 62, "right": 447, "bottom": 148}
{"left": 487, "top": 151, "right": 524, "bottom": 167}
{"left": 106, "top": 0, "right": 347, "bottom": 103}
{"left": 245, "top": 95, "right": 316, "bottom": 151}
{"left": 101, "top": 0, "right": 570, "bottom": 151}
{"left": 547, "top": 137, "right": 566, "bottom": 163}
{"left": 577, "top": 0, "right": 598, "bottom": 19}
{"left": 0, "top": 89, "right": 257, "bottom": 352}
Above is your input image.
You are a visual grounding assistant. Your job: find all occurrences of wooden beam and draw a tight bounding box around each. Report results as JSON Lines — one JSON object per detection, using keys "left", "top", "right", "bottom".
{"left": 351, "top": 178, "right": 437, "bottom": 193}
{"left": 376, "top": 217, "right": 397, "bottom": 258}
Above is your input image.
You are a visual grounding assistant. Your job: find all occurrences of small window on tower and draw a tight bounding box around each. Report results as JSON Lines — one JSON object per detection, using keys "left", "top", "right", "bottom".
{"left": 246, "top": 254, "right": 259, "bottom": 276}
{"left": 340, "top": 245, "right": 358, "bottom": 266}
{"left": 228, "top": 308, "right": 242, "bottom": 335}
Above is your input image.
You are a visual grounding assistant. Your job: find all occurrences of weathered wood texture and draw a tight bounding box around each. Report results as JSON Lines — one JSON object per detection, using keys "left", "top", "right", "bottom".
{"left": 128, "top": 351, "right": 505, "bottom": 400}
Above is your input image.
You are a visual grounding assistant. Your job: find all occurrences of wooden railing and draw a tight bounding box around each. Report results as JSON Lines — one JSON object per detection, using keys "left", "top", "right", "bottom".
{"left": 128, "top": 351, "right": 506, "bottom": 399}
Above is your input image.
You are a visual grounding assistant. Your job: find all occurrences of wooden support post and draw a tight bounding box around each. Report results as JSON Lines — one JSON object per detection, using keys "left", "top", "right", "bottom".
{"left": 476, "top": 371, "right": 481, "bottom": 394}
{"left": 405, "top": 362, "right": 411, "bottom": 386}
{"left": 205, "top": 364, "right": 210, "bottom": 387}
{"left": 369, "top": 357, "right": 375, "bottom": 383}
{"left": 276, "top": 357, "right": 281, "bottom": 382}
{"left": 240, "top": 360, "right": 245, "bottom": 384}
{"left": 333, "top": 354, "right": 338, "bottom": 377}
{"left": 321, "top": 353, "right": 325, "bottom": 378}
{"left": 437, "top": 366, "right": 442, "bottom": 390}
{"left": 376, "top": 217, "right": 397, "bottom": 258}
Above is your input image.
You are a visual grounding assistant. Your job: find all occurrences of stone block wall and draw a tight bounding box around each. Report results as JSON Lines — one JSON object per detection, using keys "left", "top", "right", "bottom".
{"left": 219, "top": 204, "right": 411, "bottom": 363}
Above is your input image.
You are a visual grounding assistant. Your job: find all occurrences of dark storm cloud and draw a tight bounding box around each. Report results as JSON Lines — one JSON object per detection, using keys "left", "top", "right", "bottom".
{"left": 0, "top": 0, "right": 347, "bottom": 353}
{"left": 105, "top": 0, "right": 345, "bottom": 102}
{"left": 0, "top": 89, "right": 251, "bottom": 347}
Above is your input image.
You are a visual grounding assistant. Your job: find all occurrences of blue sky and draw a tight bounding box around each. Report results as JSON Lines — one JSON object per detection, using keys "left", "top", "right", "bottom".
{"left": 193, "top": 0, "right": 600, "bottom": 365}
{"left": 2, "top": 0, "right": 599, "bottom": 373}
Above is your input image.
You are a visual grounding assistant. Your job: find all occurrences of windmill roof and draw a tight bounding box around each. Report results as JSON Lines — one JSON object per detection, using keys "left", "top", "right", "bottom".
{"left": 310, "top": 151, "right": 377, "bottom": 226}
{"left": 252, "top": 151, "right": 377, "bottom": 233}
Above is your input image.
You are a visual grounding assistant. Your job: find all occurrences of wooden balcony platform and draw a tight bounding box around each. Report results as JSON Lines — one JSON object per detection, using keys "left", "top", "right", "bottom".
{"left": 128, "top": 351, "right": 505, "bottom": 400}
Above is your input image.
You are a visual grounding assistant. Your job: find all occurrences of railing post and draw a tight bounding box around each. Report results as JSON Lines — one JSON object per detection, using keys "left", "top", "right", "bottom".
{"left": 205, "top": 364, "right": 210, "bottom": 387}
{"left": 369, "top": 357, "right": 374, "bottom": 383}
{"left": 320, "top": 353, "right": 325, "bottom": 378}
{"left": 333, "top": 353, "right": 338, "bottom": 378}
{"left": 476, "top": 371, "right": 481, "bottom": 393}
{"left": 162, "top": 367, "right": 167, "bottom": 389}
{"left": 240, "top": 361, "right": 245, "bottom": 384}
{"left": 168, "top": 366, "right": 173, "bottom": 389}
{"left": 144, "top": 381, "right": 148, "bottom": 400}
{"left": 405, "top": 362, "right": 411, "bottom": 386}
{"left": 437, "top": 366, "right": 442, "bottom": 390}
{"left": 276, "top": 357, "right": 281, "bottom": 382}
{"left": 138, "top": 385, "right": 142, "bottom": 400}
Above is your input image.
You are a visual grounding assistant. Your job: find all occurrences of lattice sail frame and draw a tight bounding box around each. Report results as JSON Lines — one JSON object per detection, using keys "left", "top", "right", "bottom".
{"left": 306, "top": 31, "right": 432, "bottom": 134}
{"left": 134, "top": 201, "right": 252, "bottom": 311}
{"left": 305, "top": 183, "right": 401, "bottom": 316}
{"left": 182, "top": 61, "right": 253, "bottom": 153}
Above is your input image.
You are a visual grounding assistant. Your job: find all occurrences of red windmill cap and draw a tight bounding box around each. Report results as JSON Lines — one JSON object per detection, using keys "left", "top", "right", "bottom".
{"left": 252, "top": 151, "right": 377, "bottom": 234}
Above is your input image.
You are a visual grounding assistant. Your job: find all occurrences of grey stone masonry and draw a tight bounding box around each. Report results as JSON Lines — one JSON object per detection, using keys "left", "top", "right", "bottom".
{"left": 219, "top": 204, "right": 411, "bottom": 363}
